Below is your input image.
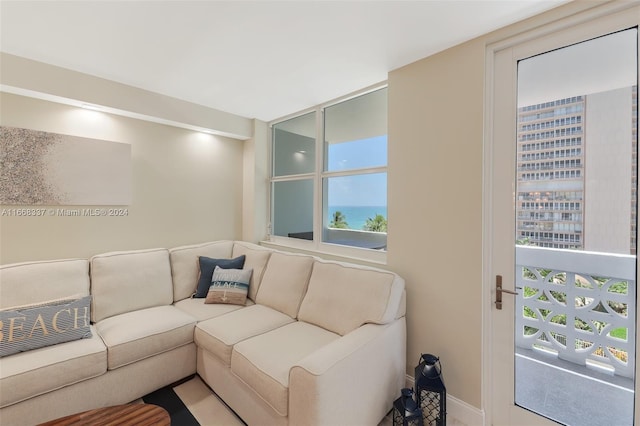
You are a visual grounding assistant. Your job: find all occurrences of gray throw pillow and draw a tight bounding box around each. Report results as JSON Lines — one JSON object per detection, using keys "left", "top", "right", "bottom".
{"left": 0, "top": 295, "right": 92, "bottom": 357}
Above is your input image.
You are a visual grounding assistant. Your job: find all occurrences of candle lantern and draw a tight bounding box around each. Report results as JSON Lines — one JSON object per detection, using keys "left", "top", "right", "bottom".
{"left": 414, "top": 353, "right": 446, "bottom": 426}
{"left": 392, "top": 388, "right": 424, "bottom": 426}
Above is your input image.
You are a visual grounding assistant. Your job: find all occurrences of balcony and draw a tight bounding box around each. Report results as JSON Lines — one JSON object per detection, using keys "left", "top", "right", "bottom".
{"left": 515, "top": 246, "right": 635, "bottom": 425}
{"left": 324, "top": 228, "right": 387, "bottom": 250}
{"left": 286, "top": 228, "right": 387, "bottom": 250}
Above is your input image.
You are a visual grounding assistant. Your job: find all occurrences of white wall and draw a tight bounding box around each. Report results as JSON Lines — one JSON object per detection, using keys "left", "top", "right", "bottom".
{"left": 0, "top": 93, "right": 245, "bottom": 263}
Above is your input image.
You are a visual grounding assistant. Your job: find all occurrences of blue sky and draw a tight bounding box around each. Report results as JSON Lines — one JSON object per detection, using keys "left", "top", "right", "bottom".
{"left": 327, "top": 135, "right": 387, "bottom": 206}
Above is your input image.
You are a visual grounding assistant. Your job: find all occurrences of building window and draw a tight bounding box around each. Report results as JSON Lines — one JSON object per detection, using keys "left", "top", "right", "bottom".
{"left": 269, "top": 86, "right": 388, "bottom": 259}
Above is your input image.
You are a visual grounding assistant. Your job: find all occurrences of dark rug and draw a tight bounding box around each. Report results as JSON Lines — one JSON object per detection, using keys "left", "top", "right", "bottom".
{"left": 142, "top": 379, "right": 200, "bottom": 426}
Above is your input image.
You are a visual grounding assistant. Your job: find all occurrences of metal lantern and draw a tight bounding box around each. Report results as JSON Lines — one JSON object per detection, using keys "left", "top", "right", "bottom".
{"left": 392, "top": 388, "right": 424, "bottom": 426}
{"left": 414, "top": 354, "right": 446, "bottom": 426}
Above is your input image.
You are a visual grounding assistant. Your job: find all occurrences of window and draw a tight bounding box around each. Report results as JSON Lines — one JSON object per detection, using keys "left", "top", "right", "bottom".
{"left": 271, "top": 112, "right": 315, "bottom": 241}
{"left": 269, "top": 86, "right": 388, "bottom": 261}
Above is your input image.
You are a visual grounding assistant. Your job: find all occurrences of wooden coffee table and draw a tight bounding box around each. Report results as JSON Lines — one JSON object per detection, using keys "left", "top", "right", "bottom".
{"left": 38, "top": 403, "right": 170, "bottom": 426}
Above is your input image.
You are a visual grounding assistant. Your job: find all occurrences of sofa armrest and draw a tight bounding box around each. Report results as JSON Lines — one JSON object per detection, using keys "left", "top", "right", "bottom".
{"left": 289, "top": 319, "right": 406, "bottom": 426}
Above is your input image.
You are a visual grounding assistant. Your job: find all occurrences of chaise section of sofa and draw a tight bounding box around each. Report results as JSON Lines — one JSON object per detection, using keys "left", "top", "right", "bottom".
{"left": 195, "top": 245, "right": 407, "bottom": 426}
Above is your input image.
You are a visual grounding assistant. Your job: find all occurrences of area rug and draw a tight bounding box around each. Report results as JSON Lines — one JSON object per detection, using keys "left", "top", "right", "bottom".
{"left": 141, "top": 374, "right": 392, "bottom": 426}
{"left": 140, "top": 375, "right": 245, "bottom": 425}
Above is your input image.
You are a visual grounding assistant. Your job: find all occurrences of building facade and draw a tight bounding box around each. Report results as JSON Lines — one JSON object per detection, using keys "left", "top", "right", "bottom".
{"left": 516, "top": 86, "right": 637, "bottom": 255}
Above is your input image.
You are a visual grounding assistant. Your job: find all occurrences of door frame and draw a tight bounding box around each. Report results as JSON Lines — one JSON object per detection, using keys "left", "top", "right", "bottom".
{"left": 482, "top": 1, "right": 640, "bottom": 424}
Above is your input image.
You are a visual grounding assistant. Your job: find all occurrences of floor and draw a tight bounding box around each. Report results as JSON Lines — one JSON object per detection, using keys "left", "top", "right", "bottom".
{"left": 515, "top": 349, "right": 635, "bottom": 426}
{"left": 157, "top": 375, "right": 394, "bottom": 425}
{"left": 147, "top": 354, "right": 633, "bottom": 426}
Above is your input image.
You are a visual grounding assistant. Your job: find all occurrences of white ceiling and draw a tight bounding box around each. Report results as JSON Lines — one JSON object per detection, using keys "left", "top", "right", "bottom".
{"left": 0, "top": 1, "right": 567, "bottom": 122}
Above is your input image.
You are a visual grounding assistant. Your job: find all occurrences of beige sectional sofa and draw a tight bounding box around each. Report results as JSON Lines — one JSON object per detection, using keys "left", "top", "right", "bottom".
{"left": 0, "top": 241, "right": 406, "bottom": 426}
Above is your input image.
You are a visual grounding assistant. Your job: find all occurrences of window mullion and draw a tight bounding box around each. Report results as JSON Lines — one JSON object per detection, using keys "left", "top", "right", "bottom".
{"left": 321, "top": 166, "right": 388, "bottom": 179}
{"left": 314, "top": 108, "right": 324, "bottom": 248}
{"left": 271, "top": 173, "right": 315, "bottom": 182}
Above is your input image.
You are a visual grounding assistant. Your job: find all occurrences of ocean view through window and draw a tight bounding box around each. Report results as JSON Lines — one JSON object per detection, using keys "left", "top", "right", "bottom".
{"left": 328, "top": 205, "right": 387, "bottom": 231}
{"left": 270, "top": 85, "right": 388, "bottom": 258}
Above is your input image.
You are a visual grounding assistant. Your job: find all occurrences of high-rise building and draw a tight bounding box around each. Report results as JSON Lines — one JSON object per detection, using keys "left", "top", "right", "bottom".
{"left": 516, "top": 86, "right": 637, "bottom": 255}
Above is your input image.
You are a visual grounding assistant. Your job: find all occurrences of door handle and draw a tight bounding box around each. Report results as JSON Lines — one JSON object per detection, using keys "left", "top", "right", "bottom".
{"left": 495, "top": 275, "right": 519, "bottom": 310}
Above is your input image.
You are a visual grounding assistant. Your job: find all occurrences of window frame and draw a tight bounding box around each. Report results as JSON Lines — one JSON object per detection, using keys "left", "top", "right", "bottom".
{"left": 267, "top": 82, "right": 388, "bottom": 264}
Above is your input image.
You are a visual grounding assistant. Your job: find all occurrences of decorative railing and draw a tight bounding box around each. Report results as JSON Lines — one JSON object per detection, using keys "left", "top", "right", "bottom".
{"left": 324, "top": 228, "right": 387, "bottom": 250}
{"left": 515, "top": 246, "right": 636, "bottom": 379}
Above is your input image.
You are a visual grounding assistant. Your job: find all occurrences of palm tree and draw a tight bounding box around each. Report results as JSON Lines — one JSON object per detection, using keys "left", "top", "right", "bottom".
{"left": 330, "top": 211, "right": 349, "bottom": 229}
{"left": 363, "top": 214, "right": 387, "bottom": 232}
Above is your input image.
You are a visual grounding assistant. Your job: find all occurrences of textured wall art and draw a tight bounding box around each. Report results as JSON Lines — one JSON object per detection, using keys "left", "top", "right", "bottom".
{"left": 0, "top": 126, "right": 131, "bottom": 205}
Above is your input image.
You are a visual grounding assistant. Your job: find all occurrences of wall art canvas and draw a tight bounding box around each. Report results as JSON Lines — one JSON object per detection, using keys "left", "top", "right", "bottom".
{"left": 0, "top": 126, "right": 131, "bottom": 205}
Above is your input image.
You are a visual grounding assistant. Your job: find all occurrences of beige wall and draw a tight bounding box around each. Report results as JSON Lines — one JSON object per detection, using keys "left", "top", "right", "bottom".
{"left": 387, "top": 38, "right": 485, "bottom": 408}
{"left": 243, "top": 119, "right": 270, "bottom": 243}
{"left": 1, "top": 53, "right": 252, "bottom": 140}
{"left": 0, "top": 93, "right": 244, "bottom": 263}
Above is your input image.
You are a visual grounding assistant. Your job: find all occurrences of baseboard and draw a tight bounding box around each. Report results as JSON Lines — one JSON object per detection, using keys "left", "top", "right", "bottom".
{"left": 405, "top": 375, "right": 485, "bottom": 426}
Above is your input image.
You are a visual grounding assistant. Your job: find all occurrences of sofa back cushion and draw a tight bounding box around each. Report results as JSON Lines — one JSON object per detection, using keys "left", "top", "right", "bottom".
{"left": 255, "top": 252, "right": 314, "bottom": 318}
{"left": 169, "top": 241, "right": 234, "bottom": 301}
{"left": 0, "top": 259, "right": 90, "bottom": 309}
{"left": 231, "top": 242, "right": 272, "bottom": 301}
{"left": 90, "top": 248, "right": 173, "bottom": 322}
{"left": 297, "top": 261, "right": 405, "bottom": 336}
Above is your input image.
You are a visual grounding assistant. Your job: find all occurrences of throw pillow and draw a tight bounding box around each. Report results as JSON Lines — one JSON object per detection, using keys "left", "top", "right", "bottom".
{"left": 0, "top": 295, "right": 92, "bottom": 357}
{"left": 205, "top": 266, "right": 253, "bottom": 305}
{"left": 194, "top": 255, "right": 246, "bottom": 298}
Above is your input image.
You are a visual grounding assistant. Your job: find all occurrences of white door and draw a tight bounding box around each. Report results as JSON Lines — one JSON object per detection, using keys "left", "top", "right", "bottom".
{"left": 486, "top": 4, "right": 640, "bottom": 425}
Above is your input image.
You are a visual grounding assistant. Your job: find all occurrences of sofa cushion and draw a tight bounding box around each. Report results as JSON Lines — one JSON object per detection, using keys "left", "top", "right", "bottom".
{"left": 195, "top": 304, "right": 294, "bottom": 366}
{"left": 231, "top": 242, "right": 272, "bottom": 301}
{"left": 0, "top": 259, "right": 89, "bottom": 310}
{"left": 173, "top": 297, "right": 248, "bottom": 322}
{"left": 231, "top": 321, "right": 339, "bottom": 416}
{"left": 298, "top": 261, "right": 404, "bottom": 336}
{"left": 0, "top": 325, "right": 106, "bottom": 408}
{"left": 205, "top": 267, "right": 252, "bottom": 305}
{"left": 195, "top": 255, "right": 246, "bottom": 298}
{"left": 95, "top": 305, "right": 196, "bottom": 370}
{"left": 0, "top": 295, "right": 92, "bottom": 357}
{"left": 90, "top": 248, "right": 173, "bottom": 322}
{"left": 169, "top": 241, "right": 235, "bottom": 301}
{"left": 255, "top": 252, "right": 314, "bottom": 318}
